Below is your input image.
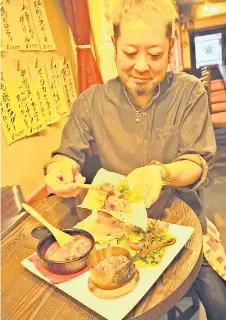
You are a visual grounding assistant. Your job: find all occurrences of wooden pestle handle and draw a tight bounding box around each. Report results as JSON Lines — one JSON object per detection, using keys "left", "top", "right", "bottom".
{"left": 22, "top": 203, "right": 59, "bottom": 234}
{"left": 22, "top": 203, "right": 74, "bottom": 248}
{"left": 129, "top": 237, "right": 176, "bottom": 267}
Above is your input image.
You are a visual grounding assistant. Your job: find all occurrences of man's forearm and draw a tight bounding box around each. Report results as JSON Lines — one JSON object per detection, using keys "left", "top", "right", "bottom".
{"left": 158, "top": 160, "right": 202, "bottom": 187}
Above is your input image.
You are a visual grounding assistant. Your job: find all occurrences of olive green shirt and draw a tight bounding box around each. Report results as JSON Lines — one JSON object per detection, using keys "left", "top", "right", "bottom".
{"left": 48, "top": 72, "right": 217, "bottom": 232}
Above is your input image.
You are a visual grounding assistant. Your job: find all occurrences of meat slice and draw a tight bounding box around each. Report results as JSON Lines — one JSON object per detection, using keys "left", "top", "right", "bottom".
{"left": 100, "top": 182, "right": 116, "bottom": 195}
{"left": 104, "top": 195, "right": 130, "bottom": 212}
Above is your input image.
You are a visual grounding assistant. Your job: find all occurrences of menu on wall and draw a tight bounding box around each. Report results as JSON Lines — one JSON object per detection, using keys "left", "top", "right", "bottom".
{"left": 28, "top": 0, "right": 56, "bottom": 51}
{"left": 0, "top": 0, "right": 77, "bottom": 144}
{"left": 15, "top": 66, "right": 47, "bottom": 135}
{"left": 28, "top": 60, "right": 59, "bottom": 125}
{"left": 0, "top": 0, "right": 40, "bottom": 51}
{"left": 4, "top": 62, "right": 47, "bottom": 137}
{"left": 45, "top": 56, "right": 69, "bottom": 118}
{"left": 60, "top": 61, "right": 77, "bottom": 110}
{"left": 1, "top": 56, "right": 76, "bottom": 144}
{"left": 0, "top": 68, "right": 27, "bottom": 144}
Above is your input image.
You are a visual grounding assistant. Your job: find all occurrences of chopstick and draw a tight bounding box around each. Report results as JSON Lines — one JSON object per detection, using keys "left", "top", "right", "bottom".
{"left": 75, "top": 183, "right": 102, "bottom": 191}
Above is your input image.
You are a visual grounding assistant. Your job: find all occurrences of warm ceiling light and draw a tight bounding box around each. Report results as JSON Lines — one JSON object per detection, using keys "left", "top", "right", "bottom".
{"left": 196, "top": 2, "right": 226, "bottom": 19}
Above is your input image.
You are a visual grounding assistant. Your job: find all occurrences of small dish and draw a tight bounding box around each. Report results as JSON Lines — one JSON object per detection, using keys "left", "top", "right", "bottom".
{"left": 87, "top": 247, "right": 137, "bottom": 290}
{"left": 31, "top": 226, "right": 94, "bottom": 275}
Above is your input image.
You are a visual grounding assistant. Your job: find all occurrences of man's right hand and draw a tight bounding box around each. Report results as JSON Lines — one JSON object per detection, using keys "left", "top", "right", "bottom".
{"left": 44, "top": 158, "right": 86, "bottom": 198}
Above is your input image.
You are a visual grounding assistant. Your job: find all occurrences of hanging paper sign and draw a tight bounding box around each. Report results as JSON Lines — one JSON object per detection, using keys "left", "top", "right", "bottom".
{"left": 28, "top": 0, "right": 56, "bottom": 51}
{"left": 0, "top": 0, "right": 40, "bottom": 51}
{"left": 0, "top": 1, "right": 13, "bottom": 51}
{"left": 28, "top": 61, "right": 59, "bottom": 125}
{"left": 0, "top": 68, "right": 27, "bottom": 144}
{"left": 61, "top": 61, "right": 77, "bottom": 110}
{"left": 45, "top": 57, "right": 69, "bottom": 118}
{"left": 15, "top": 66, "right": 46, "bottom": 135}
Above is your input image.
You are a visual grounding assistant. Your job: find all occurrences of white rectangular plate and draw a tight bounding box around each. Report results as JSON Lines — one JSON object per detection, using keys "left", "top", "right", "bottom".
{"left": 21, "top": 223, "right": 194, "bottom": 320}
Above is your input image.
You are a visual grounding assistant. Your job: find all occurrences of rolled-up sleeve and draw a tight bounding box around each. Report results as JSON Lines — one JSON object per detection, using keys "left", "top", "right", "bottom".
{"left": 49, "top": 90, "right": 94, "bottom": 171}
{"left": 173, "top": 82, "right": 216, "bottom": 191}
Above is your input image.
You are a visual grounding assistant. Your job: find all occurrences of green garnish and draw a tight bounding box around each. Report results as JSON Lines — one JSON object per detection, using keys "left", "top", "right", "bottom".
{"left": 83, "top": 189, "right": 107, "bottom": 210}
{"left": 117, "top": 238, "right": 137, "bottom": 255}
{"left": 116, "top": 179, "right": 130, "bottom": 193}
{"left": 128, "top": 189, "right": 143, "bottom": 203}
{"left": 126, "top": 231, "right": 145, "bottom": 243}
{"left": 116, "top": 179, "right": 142, "bottom": 204}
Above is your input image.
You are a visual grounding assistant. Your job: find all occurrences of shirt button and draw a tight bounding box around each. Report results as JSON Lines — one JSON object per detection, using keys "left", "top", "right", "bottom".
{"left": 143, "top": 112, "right": 146, "bottom": 116}
{"left": 143, "top": 139, "right": 147, "bottom": 144}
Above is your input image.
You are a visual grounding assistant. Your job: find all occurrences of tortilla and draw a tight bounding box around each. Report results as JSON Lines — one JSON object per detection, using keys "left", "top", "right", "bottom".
{"left": 78, "top": 169, "right": 147, "bottom": 231}
{"left": 75, "top": 212, "right": 129, "bottom": 242}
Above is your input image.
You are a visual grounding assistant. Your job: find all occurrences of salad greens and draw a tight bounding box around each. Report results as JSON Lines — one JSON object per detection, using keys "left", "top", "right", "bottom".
{"left": 126, "top": 230, "right": 145, "bottom": 243}
{"left": 117, "top": 227, "right": 173, "bottom": 268}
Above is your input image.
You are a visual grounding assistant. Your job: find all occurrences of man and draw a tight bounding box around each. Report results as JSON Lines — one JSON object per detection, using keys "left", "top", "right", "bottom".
{"left": 44, "top": 0, "right": 226, "bottom": 318}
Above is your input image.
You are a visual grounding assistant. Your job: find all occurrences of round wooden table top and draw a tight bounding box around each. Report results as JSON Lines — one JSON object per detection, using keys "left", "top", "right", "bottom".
{"left": 1, "top": 195, "right": 203, "bottom": 320}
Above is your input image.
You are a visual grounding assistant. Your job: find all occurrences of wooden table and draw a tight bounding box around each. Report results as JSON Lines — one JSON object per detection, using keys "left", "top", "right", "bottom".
{"left": 1, "top": 195, "right": 203, "bottom": 320}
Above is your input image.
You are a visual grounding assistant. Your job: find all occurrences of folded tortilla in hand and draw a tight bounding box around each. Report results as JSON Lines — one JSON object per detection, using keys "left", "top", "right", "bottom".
{"left": 79, "top": 169, "right": 147, "bottom": 231}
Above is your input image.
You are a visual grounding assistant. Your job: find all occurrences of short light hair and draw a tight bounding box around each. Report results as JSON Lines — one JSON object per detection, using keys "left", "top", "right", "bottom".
{"left": 111, "top": 0, "right": 178, "bottom": 40}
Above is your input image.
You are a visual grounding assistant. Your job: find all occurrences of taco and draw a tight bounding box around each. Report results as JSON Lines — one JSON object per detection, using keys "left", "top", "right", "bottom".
{"left": 79, "top": 172, "right": 147, "bottom": 231}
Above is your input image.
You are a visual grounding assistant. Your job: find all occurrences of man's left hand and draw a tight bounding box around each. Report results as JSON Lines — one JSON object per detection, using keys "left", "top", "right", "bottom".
{"left": 127, "top": 165, "right": 165, "bottom": 208}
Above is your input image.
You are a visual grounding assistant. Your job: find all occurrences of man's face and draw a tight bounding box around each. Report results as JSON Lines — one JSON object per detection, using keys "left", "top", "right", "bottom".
{"left": 115, "top": 16, "right": 173, "bottom": 97}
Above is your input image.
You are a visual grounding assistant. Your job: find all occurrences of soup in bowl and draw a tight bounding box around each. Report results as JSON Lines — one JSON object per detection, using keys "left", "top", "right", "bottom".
{"left": 32, "top": 227, "right": 94, "bottom": 275}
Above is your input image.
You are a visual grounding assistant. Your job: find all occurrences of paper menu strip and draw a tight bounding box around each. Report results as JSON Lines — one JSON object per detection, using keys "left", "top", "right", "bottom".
{"left": 45, "top": 57, "right": 69, "bottom": 118}
{"left": 10, "top": 66, "right": 46, "bottom": 136}
{"left": 61, "top": 61, "right": 77, "bottom": 110}
{"left": 28, "top": 63, "right": 59, "bottom": 125}
{"left": 0, "top": 0, "right": 40, "bottom": 51}
{"left": 28, "top": 0, "right": 56, "bottom": 51}
{"left": 1, "top": 0, "right": 18, "bottom": 51}
{"left": 0, "top": 69, "right": 27, "bottom": 144}
{"left": 0, "top": 2, "right": 13, "bottom": 51}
